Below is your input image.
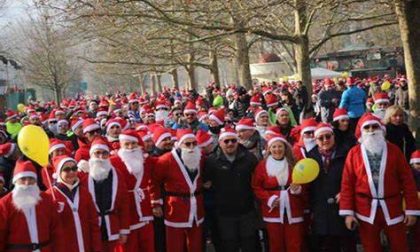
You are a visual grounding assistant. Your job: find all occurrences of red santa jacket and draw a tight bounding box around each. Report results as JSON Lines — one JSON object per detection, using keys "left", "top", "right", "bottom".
{"left": 81, "top": 167, "right": 130, "bottom": 241}
{"left": 252, "top": 158, "right": 305, "bottom": 224}
{"left": 110, "top": 155, "right": 156, "bottom": 230}
{"left": 153, "top": 149, "right": 205, "bottom": 228}
{"left": 74, "top": 139, "right": 91, "bottom": 162}
{"left": 340, "top": 143, "right": 420, "bottom": 225}
{"left": 0, "top": 192, "right": 62, "bottom": 252}
{"left": 292, "top": 144, "right": 306, "bottom": 161}
{"left": 47, "top": 183, "right": 102, "bottom": 252}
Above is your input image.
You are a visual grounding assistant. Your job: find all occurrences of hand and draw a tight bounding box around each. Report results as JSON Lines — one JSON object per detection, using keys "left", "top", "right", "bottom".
{"left": 203, "top": 181, "right": 212, "bottom": 189}
{"left": 335, "top": 193, "right": 341, "bottom": 203}
{"left": 404, "top": 215, "right": 417, "bottom": 227}
{"left": 271, "top": 198, "right": 280, "bottom": 208}
{"left": 152, "top": 206, "right": 163, "bottom": 217}
{"left": 345, "top": 216, "right": 359, "bottom": 231}
{"left": 119, "top": 234, "right": 128, "bottom": 244}
{"left": 289, "top": 184, "right": 302, "bottom": 194}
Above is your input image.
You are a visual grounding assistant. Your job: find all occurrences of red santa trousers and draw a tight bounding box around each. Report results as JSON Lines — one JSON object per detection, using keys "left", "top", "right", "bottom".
{"left": 103, "top": 240, "right": 119, "bottom": 252}
{"left": 266, "top": 221, "right": 304, "bottom": 252}
{"left": 121, "top": 222, "right": 155, "bottom": 252}
{"left": 166, "top": 223, "right": 203, "bottom": 252}
{"left": 359, "top": 209, "right": 409, "bottom": 252}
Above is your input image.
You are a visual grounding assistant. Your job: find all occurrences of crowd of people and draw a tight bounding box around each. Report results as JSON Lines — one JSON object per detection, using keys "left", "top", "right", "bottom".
{"left": 0, "top": 74, "right": 418, "bottom": 252}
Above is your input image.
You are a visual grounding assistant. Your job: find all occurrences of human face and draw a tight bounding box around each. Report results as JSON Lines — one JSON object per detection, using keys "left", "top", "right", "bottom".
{"left": 51, "top": 148, "right": 66, "bottom": 159}
{"left": 413, "top": 163, "right": 420, "bottom": 171}
{"left": 121, "top": 140, "right": 139, "bottom": 150}
{"left": 219, "top": 137, "right": 238, "bottom": 155}
{"left": 277, "top": 110, "right": 290, "bottom": 125}
{"left": 172, "top": 110, "right": 182, "bottom": 120}
{"left": 92, "top": 149, "right": 110, "bottom": 159}
{"left": 237, "top": 129, "right": 255, "bottom": 141}
{"left": 269, "top": 141, "right": 285, "bottom": 160}
{"left": 257, "top": 113, "right": 269, "bottom": 126}
{"left": 158, "top": 136, "right": 173, "bottom": 151}
{"left": 84, "top": 129, "right": 101, "bottom": 142}
{"left": 180, "top": 137, "right": 197, "bottom": 150}
{"left": 56, "top": 113, "right": 65, "bottom": 120}
{"left": 108, "top": 125, "right": 121, "bottom": 138}
{"left": 207, "top": 119, "right": 220, "bottom": 128}
{"left": 184, "top": 112, "right": 197, "bottom": 124}
{"left": 338, "top": 119, "right": 349, "bottom": 131}
{"left": 29, "top": 117, "right": 41, "bottom": 126}
{"left": 74, "top": 125, "right": 83, "bottom": 136}
{"left": 362, "top": 123, "right": 381, "bottom": 133}
{"left": 60, "top": 161, "right": 78, "bottom": 184}
{"left": 302, "top": 130, "right": 314, "bottom": 139}
{"left": 143, "top": 139, "right": 154, "bottom": 152}
{"left": 377, "top": 102, "right": 389, "bottom": 110}
{"left": 130, "top": 102, "right": 139, "bottom": 110}
{"left": 390, "top": 110, "right": 404, "bottom": 126}
{"left": 316, "top": 132, "right": 335, "bottom": 151}
{"left": 16, "top": 177, "right": 36, "bottom": 186}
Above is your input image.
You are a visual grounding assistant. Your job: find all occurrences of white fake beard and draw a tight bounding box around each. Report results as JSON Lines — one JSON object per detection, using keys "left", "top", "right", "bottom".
{"left": 155, "top": 110, "right": 169, "bottom": 122}
{"left": 89, "top": 157, "right": 112, "bottom": 181}
{"left": 303, "top": 138, "right": 316, "bottom": 151}
{"left": 266, "top": 156, "right": 288, "bottom": 185}
{"left": 106, "top": 135, "right": 119, "bottom": 142}
{"left": 12, "top": 184, "right": 41, "bottom": 211}
{"left": 48, "top": 124, "right": 57, "bottom": 134}
{"left": 181, "top": 147, "right": 201, "bottom": 172}
{"left": 118, "top": 147, "right": 144, "bottom": 176}
{"left": 374, "top": 109, "right": 386, "bottom": 120}
{"left": 361, "top": 130, "right": 386, "bottom": 155}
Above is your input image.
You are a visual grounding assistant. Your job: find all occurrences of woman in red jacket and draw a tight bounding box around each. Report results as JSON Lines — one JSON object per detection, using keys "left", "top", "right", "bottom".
{"left": 252, "top": 133, "right": 306, "bottom": 252}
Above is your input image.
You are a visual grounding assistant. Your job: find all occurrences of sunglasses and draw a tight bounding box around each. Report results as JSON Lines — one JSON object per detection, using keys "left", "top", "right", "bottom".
{"left": 158, "top": 108, "right": 169, "bottom": 111}
{"left": 49, "top": 121, "right": 57, "bottom": 124}
{"left": 184, "top": 113, "right": 195, "bottom": 117}
{"left": 303, "top": 131, "right": 314, "bottom": 136}
{"left": 93, "top": 150, "right": 109, "bottom": 156}
{"left": 174, "top": 113, "right": 182, "bottom": 117}
{"left": 62, "top": 166, "right": 78, "bottom": 172}
{"left": 363, "top": 124, "right": 380, "bottom": 130}
{"left": 223, "top": 138, "right": 238, "bottom": 144}
{"left": 184, "top": 141, "right": 197, "bottom": 147}
{"left": 87, "top": 129, "right": 101, "bottom": 135}
{"left": 316, "top": 134, "right": 333, "bottom": 141}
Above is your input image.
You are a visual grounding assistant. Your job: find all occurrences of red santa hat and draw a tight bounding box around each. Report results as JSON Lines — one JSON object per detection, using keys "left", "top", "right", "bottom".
{"left": 170, "top": 129, "right": 177, "bottom": 141}
{"left": 55, "top": 109, "right": 65, "bottom": 116}
{"left": 135, "top": 124, "right": 148, "bottom": 131}
{"left": 346, "top": 77, "right": 356, "bottom": 85}
{"left": 366, "top": 97, "right": 374, "bottom": 106}
{"left": 105, "top": 118, "right": 122, "bottom": 133}
{"left": 265, "top": 94, "right": 278, "bottom": 107}
{"left": 208, "top": 108, "right": 225, "bottom": 126}
{"left": 0, "top": 143, "right": 16, "bottom": 158}
{"left": 57, "top": 119, "right": 69, "bottom": 128}
{"left": 12, "top": 160, "right": 37, "bottom": 184}
{"left": 266, "top": 126, "right": 281, "bottom": 135}
{"left": 250, "top": 95, "right": 261, "bottom": 106}
{"left": 410, "top": 150, "right": 420, "bottom": 165}
{"left": 262, "top": 86, "right": 272, "bottom": 96}
{"left": 333, "top": 108, "right": 349, "bottom": 122}
{"left": 49, "top": 139, "right": 66, "bottom": 155}
{"left": 236, "top": 118, "right": 255, "bottom": 131}
{"left": 82, "top": 118, "right": 100, "bottom": 134}
{"left": 70, "top": 118, "right": 84, "bottom": 132}
{"left": 254, "top": 109, "right": 268, "bottom": 122}
{"left": 152, "top": 127, "right": 172, "bottom": 146}
{"left": 373, "top": 92, "right": 390, "bottom": 104}
{"left": 198, "top": 111, "right": 208, "bottom": 122}
{"left": 52, "top": 155, "right": 77, "bottom": 181}
{"left": 314, "top": 123, "right": 333, "bottom": 138}
{"left": 128, "top": 93, "right": 138, "bottom": 104}
{"left": 275, "top": 107, "right": 289, "bottom": 116}
{"left": 183, "top": 102, "right": 197, "bottom": 114}
{"left": 155, "top": 100, "right": 169, "bottom": 110}
{"left": 5, "top": 110, "right": 17, "bottom": 121}
{"left": 138, "top": 97, "right": 148, "bottom": 105}
{"left": 355, "top": 113, "right": 384, "bottom": 140}
{"left": 176, "top": 129, "right": 196, "bottom": 145}
{"left": 90, "top": 138, "right": 110, "bottom": 155}
{"left": 219, "top": 126, "right": 238, "bottom": 140}
{"left": 196, "top": 130, "right": 213, "bottom": 148}
{"left": 96, "top": 108, "right": 108, "bottom": 118}
{"left": 28, "top": 112, "right": 39, "bottom": 120}
{"left": 300, "top": 118, "right": 318, "bottom": 135}
{"left": 119, "top": 129, "right": 144, "bottom": 147}
{"left": 265, "top": 133, "right": 289, "bottom": 148}
{"left": 137, "top": 129, "right": 152, "bottom": 142}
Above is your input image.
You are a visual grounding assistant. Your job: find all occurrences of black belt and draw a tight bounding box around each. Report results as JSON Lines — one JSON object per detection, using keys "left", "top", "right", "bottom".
{"left": 165, "top": 191, "right": 202, "bottom": 198}
{"left": 7, "top": 240, "right": 49, "bottom": 250}
{"left": 266, "top": 186, "right": 289, "bottom": 191}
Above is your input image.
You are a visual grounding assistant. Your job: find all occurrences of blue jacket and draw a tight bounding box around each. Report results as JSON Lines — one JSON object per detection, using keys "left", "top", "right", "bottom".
{"left": 339, "top": 86, "right": 366, "bottom": 118}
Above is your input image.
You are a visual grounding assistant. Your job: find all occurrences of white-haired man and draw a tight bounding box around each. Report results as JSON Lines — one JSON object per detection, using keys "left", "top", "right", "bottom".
{"left": 340, "top": 113, "right": 419, "bottom": 252}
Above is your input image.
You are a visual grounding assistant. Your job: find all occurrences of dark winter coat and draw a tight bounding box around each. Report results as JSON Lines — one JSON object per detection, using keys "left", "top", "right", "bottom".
{"left": 385, "top": 123, "right": 416, "bottom": 162}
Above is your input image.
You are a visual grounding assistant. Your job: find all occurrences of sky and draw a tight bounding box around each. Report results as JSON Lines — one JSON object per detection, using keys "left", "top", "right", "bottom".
{"left": 0, "top": 0, "right": 33, "bottom": 26}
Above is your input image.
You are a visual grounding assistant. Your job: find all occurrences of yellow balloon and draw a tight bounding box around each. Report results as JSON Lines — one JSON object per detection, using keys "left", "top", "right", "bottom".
{"left": 17, "top": 125, "right": 49, "bottom": 166}
{"left": 341, "top": 72, "right": 349, "bottom": 78}
{"left": 17, "top": 103, "right": 25, "bottom": 113}
{"left": 381, "top": 81, "right": 391, "bottom": 91}
{"left": 292, "top": 158, "right": 320, "bottom": 184}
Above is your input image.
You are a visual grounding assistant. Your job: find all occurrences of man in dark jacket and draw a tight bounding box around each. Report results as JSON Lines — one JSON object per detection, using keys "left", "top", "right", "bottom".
{"left": 204, "top": 128, "right": 259, "bottom": 252}
{"left": 395, "top": 79, "right": 409, "bottom": 110}
{"left": 306, "top": 123, "right": 356, "bottom": 252}
{"left": 317, "top": 80, "right": 341, "bottom": 123}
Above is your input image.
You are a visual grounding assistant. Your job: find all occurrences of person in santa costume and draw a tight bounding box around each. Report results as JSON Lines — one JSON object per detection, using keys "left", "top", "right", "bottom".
{"left": 340, "top": 113, "right": 419, "bottom": 252}
{"left": 153, "top": 128, "right": 205, "bottom": 252}
{"left": 331, "top": 108, "right": 356, "bottom": 151}
{"left": 46, "top": 155, "right": 102, "bottom": 252}
{"left": 409, "top": 150, "right": 420, "bottom": 252}
{"left": 105, "top": 119, "right": 123, "bottom": 151}
{"left": 236, "top": 118, "right": 265, "bottom": 161}
{"left": 75, "top": 119, "right": 101, "bottom": 162}
{"left": 292, "top": 117, "right": 317, "bottom": 161}
{"left": 80, "top": 138, "right": 130, "bottom": 252}
{"left": 252, "top": 133, "right": 305, "bottom": 251}
{"left": 110, "top": 130, "right": 156, "bottom": 252}
{"left": 0, "top": 160, "right": 62, "bottom": 251}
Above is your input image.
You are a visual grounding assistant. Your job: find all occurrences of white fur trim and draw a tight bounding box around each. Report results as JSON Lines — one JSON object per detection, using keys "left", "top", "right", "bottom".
{"left": 361, "top": 120, "right": 382, "bottom": 131}
{"left": 255, "top": 110, "right": 268, "bottom": 120}
{"left": 106, "top": 122, "right": 121, "bottom": 132}
{"left": 266, "top": 102, "right": 277, "bottom": 108}
{"left": 129, "top": 99, "right": 138, "bottom": 103}
{"left": 314, "top": 127, "right": 333, "bottom": 137}
{"left": 218, "top": 132, "right": 238, "bottom": 140}
{"left": 71, "top": 120, "right": 83, "bottom": 132}
{"left": 142, "top": 134, "right": 152, "bottom": 141}
{"left": 410, "top": 158, "right": 420, "bottom": 164}
{"left": 49, "top": 143, "right": 66, "bottom": 155}
{"left": 5, "top": 143, "right": 16, "bottom": 158}
{"left": 96, "top": 111, "right": 108, "bottom": 117}
{"left": 405, "top": 210, "right": 420, "bottom": 216}
{"left": 90, "top": 144, "right": 109, "bottom": 155}
{"left": 209, "top": 114, "right": 223, "bottom": 125}
{"left": 301, "top": 126, "right": 316, "bottom": 135}
{"left": 83, "top": 123, "right": 100, "bottom": 133}
{"left": 235, "top": 125, "right": 255, "bottom": 131}
{"left": 339, "top": 210, "right": 355, "bottom": 216}
{"left": 267, "top": 195, "right": 278, "bottom": 208}
{"left": 276, "top": 107, "right": 288, "bottom": 116}
{"left": 13, "top": 171, "right": 37, "bottom": 184}
{"left": 374, "top": 99, "right": 389, "bottom": 104}
{"left": 267, "top": 137, "right": 288, "bottom": 147}
{"left": 198, "top": 137, "right": 213, "bottom": 148}
{"left": 119, "top": 134, "right": 138, "bottom": 143}
{"left": 250, "top": 101, "right": 261, "bottom": 106}
{"left": 333, "top": 115, "right": 349, "bottom": 122}
{"left": 178, "top": 134, "right": 196, "bottom": 145}
{"left": 183, "top": 109, "right": 197, "bottom": 114}
{"left": 155, "top": 132, "right": 172, "bottom": 146}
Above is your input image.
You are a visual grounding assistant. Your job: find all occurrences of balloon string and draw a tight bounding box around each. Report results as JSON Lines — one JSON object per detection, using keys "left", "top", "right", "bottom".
{"left": 43, "top": 168, "right": 56, "bottom": 201}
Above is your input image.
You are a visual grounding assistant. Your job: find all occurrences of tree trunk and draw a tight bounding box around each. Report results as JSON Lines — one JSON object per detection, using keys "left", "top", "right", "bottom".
{"left": 209, "top": 47, "right": 221, "bottom": 88}
{"left": 395, "top": 0, "right": 420, "bottom": 143}
{"left": 54, "top": 87, "right": 62, "bottom": 104}
{"left": 234, "top": 30, "right": 253, "bottom": 89}
{"left": 151, "top": 73, "right": 157, "bottom": 96}
{"left": 170, "top": 68, "right": 179, "bottom": 89}
{"left": 156, "top": 73, "right": 163, "bottom": 93}
{"left": 138, "top": 74, "right": 146, "bottom": 95}
{"left": 186, "top": 52, "right": 197, "bottom": 90}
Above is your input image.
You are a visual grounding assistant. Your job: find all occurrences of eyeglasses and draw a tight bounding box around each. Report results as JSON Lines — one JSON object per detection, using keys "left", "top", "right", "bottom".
{"left": 184, "top": 141, "right": 197, "bottom": 147}
{"left": 174, "top": 113, "right": 182, "bottom": 117}
{"left": 158, "top": 108, "right": 169, "bottom": 111}
{"left": 49, "top": 121, "right": 57, "bottom": 124}
{"left": 62, "top": 166, "right": 78, "bottom": 172}
{"left": 303, "top": 131, "right": 314, "bottom": 136}
{"left": 363, "top": 124, "right": 380, "bottom": 130}
{"left": 316, "top": 134, "right": 333, "bottom": 141}
{"left": 87, "top": 129, "right": 101, "bottom": 135}
{"left": 223, "top": 138, "right": 238, "bottom": 144}
{"left": 93, "top": 150, "right": 109, "bottom": 156}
